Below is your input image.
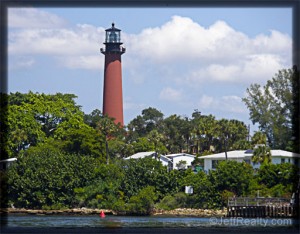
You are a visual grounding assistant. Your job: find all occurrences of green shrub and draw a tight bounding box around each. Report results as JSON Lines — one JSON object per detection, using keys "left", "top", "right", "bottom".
{"left": 156, "top": 192, "right": 188, "bottom": 210}
{"left": 156, "top": 195, "right": 177, "bottom": 210}
{"left": 127, "top": 186, "right": 157, "bottom": 215}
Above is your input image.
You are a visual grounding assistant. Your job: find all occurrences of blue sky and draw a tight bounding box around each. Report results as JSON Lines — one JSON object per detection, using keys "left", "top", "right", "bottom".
{"left": 8, "top": 7, "right": 292, "bottom": 133}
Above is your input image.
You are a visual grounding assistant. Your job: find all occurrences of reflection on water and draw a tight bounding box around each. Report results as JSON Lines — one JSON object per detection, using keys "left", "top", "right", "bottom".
{"left": 3, "top": 214, "right": 298, "bottom": 228}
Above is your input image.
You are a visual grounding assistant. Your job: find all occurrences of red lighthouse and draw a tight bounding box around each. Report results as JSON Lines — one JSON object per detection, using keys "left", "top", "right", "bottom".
{"left": 100, "top": 23, "right": 126, "bottom": 126}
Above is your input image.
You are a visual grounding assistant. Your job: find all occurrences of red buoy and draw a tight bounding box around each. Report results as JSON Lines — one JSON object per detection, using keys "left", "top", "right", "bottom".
{"left": 100, "top": 210, "right": 105, "bottom": 218}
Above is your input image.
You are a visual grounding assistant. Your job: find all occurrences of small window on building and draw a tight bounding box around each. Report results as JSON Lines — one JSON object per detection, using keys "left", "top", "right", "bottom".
{"left": 168, "top": 162, "right": 173, "bottom": 171}
{"left": 185, "top": 186, "right": 193, "bottom": 194}
{"left": 212, "top": 160, "right": 219, "bottom": 169}
{"left": 281, "top": 158, "right": 285, "bottom": 164}
{"left": 244, "top": 159, "right": 251, "bottom": 164}
{"left": 288, "top": 158, "right": 291, "bottom": 163}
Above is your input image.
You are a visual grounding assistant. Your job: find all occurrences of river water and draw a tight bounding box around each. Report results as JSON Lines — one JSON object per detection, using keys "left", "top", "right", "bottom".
{"left": 1, "top": 214, "right": 299, "bottom": 233}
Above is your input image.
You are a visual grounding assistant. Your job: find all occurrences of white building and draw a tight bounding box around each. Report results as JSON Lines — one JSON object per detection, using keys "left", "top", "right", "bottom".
{"left": 0, "top": 158, "right": 17, "bottom": 170}
{"left": 200, "top": 150, "right": 300, "bottom": 172}
{"left": 124, "top": 151, "right": 172, "bottom": 168}
{"left": 165, "top": 153, "right": 195, "bottom": 170}
{"left": 125, "top": 152, "right": 196, "bottom": 170}
{"left": 125, "top": 151, "right": 156, "bottom": 160}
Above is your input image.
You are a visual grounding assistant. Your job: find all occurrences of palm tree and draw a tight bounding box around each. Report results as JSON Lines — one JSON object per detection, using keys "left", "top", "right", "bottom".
{"left": 251, "top": 144, "right": 272, "bottom": 165}
{"left": 147, "top": 130, "right": 164, "bottom": 161}
{"left": 251, "top": 131, "right": 267, "bottom": 146}
{"left": 97, "top": 114, "right": 120, "bottom": 164}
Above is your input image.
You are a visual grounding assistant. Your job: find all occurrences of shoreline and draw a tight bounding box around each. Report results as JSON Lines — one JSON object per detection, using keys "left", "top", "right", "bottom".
{"left": 0, "top": 207, "right": 227, "bottom": 217}
{"left": 153, "top": 208, "right": 227, "bottom": 217}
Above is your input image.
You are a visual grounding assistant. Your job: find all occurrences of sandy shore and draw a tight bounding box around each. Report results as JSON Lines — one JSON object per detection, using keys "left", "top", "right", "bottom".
{"left": 153, "top": 208, "right": 227, "bottom": 217}
{"left": 0, "top": 207, "right": 114, "bottom": 215}
{"left": 1, "top": 207, "right": 227, "bottom": 217}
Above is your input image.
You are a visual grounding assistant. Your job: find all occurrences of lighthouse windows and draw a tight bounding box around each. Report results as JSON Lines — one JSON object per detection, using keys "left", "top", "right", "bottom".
{"left": 106, "top": 31, "right": 121, "bottom": 43}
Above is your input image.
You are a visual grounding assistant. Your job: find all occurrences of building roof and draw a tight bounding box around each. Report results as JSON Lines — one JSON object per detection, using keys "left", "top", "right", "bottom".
{"left": 271, "top": 150, "right": 300, "bottom": 158}
{"left": 160, "top": 155, "right": 172, "bottom": 162}
{"left": 200, "top": 150, "right": 249, "bottom": 160}
{"left": 124, "top": 152, "right": 172, "bottom": 163}
{"left": 200, "top": 150, "right": 300, "bottom": 160}
{"left": 165, "top": 153, "right": 195, "bottom": 158}
{"left": 125, "top": 151, "right": 155, "bottom": 160}
{"left": 0, "top": 158, "right": 17, "bottom": 163}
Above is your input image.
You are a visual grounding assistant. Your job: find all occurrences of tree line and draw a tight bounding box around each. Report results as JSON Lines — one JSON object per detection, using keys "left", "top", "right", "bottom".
{"left": 0, "top": 92, "right": 273, "bottom": 162}
{"left": 0, "top": 68, "right": 299, "bottom": 213}
{"left": 4, "top": 152, "right": 299, "bottom": 213}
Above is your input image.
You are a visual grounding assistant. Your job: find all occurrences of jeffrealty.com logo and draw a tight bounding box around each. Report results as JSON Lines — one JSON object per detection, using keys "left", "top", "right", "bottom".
{"left": 209, "top": 217, "right": 292, "bottom": 227}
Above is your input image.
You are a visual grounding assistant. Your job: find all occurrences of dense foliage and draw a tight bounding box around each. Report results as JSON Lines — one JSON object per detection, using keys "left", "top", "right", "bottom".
{"left": 6, "top": 152, "right": 298, "bottom": 212}
{"left": 7, "top": 149, "right": 100, "bottom": 209}
{"left": 1, "top": 92, "right": 105, "bottom": 161}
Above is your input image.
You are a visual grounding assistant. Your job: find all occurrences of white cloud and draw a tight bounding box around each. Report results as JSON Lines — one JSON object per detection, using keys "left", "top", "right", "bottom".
{"left": 60, "top": 55, "right": 103, "bottom": 70}
{"left": 253, "top": 30, "right": 291, "bottom": 54}
{"left": 126, "top": 16, "right": 265, "bottom": 63}
{"left": 9, "top": 56, "right": 36, "bottom": 70}
{"left": 198, "top": 95, "right": 215, "bottom": 109}
{"left": 8, "top": 11, "right": 292, "bottom": 81}
{"left": 125, "top": 15, "right": 291, "bottom": 85}
{"left": 206, "top": 64, "right": 241, "bottom": 82}
{"left": 159, "top": 87, "right": 183, "bottom": 102}
{"left": 220, "top": 95, "right": 246, "bottom": 113}
{"left": 9, "top": 17, "right": 105, "bottom": 70}
{"left": 123, "top": 96, "right": 147, "bottom": 111}
{"left": 9, "top": 24, "right": 105, "bottom": 56}
{"left": 198, "top": 94, "right": 246, "bottom": 114}
{"left": 185, "top": 53, "right": 284, "bottom": 85}
{"left": 8, "top": 8, "right": 67, "bottom": 28}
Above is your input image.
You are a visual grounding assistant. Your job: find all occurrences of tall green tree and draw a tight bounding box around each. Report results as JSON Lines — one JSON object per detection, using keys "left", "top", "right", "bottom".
{"left": 127, "top": 186, "right": 157, "bottom": 215}
{"left": 162, "top": 114, "right": 191, "bottom": 153}
{"left": 7, "top": 149, "right": 100, "bottom": 209}
{"left": 141, "top": 107, "right": 164, "bottom": 132}
{"left": 4, "top": 92, "right": 88, "bottom": 158}
{"left": 215, "top": 119, "right": 249, "bottom": 155}
{"left": 84, "top": 109, "right": 103, "bottom": 129}
{"left": 74, "top": 163, "right": 125, "bottom": 209}
{"left": 257, "top": 163, "right": 299, "bottom": 190}
{"left": 53, "top": 117, "right": 105, "bottom": 160}
{"left": 6, "top": 104, "right": 45, "bottom": 157}
{"left": 147, "top": 129, "right": 167, "bottom": 157}
{"left": 251, "top": 131, "right": 267, "bottom": 146}
{"left": 210, "top": 161, "right": 254, "bottom": 196}
{"left": 120, "top": 157, "right": 177, "bottom": 201}
{"left": 181, "top": 170, "right": 222, "bottom": 208}
{"left": 243, "top": 68, "right": 293, "bottom": 150}
{"left": 199, "top": 115, "right": 219, "bottom": 153}
{"left": 251, "top": 145, "right": 272, "bottom": 165}
{"left": 126, "top": 107, "right": 164, "bottom": 141}
{"left": 97, "top": 114, "right": 124, "bottom": 163}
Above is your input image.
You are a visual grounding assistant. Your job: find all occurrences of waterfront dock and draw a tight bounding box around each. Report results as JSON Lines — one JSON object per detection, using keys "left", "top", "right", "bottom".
{"left": 227, "top": 197, "right": 299, "bottom": 218}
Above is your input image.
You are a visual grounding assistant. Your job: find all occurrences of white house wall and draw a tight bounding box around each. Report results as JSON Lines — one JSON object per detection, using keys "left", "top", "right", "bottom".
{"left": 172, "top": 156, "right": 195, "bottom": 170}
{"left": 203, "top": 154, "right": 300, "bottom": 173}
{"left": 204, "top": 159, "right": 212, "bottom": 172}
{"left": 272, "top": 157, "right": 281, "bottom": 164}
{"left": 251, "top": 162, "right": 260, "bottom": 169}
{"left": 159, "top": 158, "right": 169, "bottom": 167}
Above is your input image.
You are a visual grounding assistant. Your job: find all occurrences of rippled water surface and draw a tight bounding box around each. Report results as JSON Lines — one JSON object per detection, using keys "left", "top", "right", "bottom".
{"left": 3, "top": 214, "right": 298, "bottom": 228}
